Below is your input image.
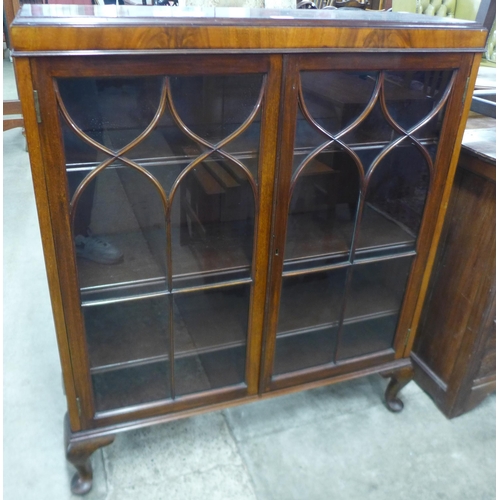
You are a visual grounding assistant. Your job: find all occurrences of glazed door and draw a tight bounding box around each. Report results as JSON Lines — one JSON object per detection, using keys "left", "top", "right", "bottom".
{"left": 33, "top": 55, "right": 280, "bottom": 427}
{"left": 261, "top": 53, "right": 471, "bottom": 392}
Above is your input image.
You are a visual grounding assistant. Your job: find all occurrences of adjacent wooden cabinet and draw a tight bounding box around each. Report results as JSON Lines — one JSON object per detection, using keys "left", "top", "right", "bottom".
{"left": 11, "top": 5, "right": 486, "bottom": 495}
{"left": 413, "top": 116, "right": 496, "bottom": 418}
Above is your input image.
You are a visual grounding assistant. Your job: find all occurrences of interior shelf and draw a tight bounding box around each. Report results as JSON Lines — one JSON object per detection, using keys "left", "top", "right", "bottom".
{"left": 99, "top": 122, "right": 262, "bottom": 166}
{"left": 86, "top": 285, "right": 249, "bottom": 374}
{"left": 273, "top": 314, "right": 398, "bottom": 375}
{"left": 277, "top": 255, "right": 411, "bottom": 337}
{"left": 92, "top": 361, "right": 171, "bottom": 413}
{"left": 79, "top": 201, "right": 414, "bottom": 303}
{"left": 284, "top": 203, "right": 415, "bottom": 271}
{"left": 86, "top": 256, "right": 406, "bottom": 379}
{"left": 79, "top": 220, "right": 253, "bottom": 302}
{"left": 92, "top": 343, "right": 247, "bottom": 413}
{"left": 273, "top": 255, "right": 411, "bottom": 375}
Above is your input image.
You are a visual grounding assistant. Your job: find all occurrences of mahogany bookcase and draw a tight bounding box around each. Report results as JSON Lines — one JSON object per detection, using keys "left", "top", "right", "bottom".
{"left": 11, "top": 5, "right": 486, "bottom": 494}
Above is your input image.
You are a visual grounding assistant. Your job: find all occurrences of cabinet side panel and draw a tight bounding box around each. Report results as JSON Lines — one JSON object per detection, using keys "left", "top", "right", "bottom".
{"left": 13, "top": 57, "right": 83, "bottom": 431}
{"left": 414, "top": 168, "right": 495, "bottom": 382}
{"left": 475, "top": 316, "right": 496, "bottom": 381}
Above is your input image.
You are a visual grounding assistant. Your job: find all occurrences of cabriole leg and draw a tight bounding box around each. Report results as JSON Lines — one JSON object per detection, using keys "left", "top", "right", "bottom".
{"left": 64, "top": 415, "right": 115, "bottom": 495}
{"left": 382, "top": 365, "right": 414, "bottom": 413}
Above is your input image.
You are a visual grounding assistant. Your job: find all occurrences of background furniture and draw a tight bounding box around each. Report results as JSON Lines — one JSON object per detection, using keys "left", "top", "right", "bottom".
{"left": 412, "top": 109, "right": 495, "bottom": 418}
{"left": 11, "top": 6, "right": 485, "bottom": 495}
{"left": 3, "top": 0, "right": 23, "bottom": 131}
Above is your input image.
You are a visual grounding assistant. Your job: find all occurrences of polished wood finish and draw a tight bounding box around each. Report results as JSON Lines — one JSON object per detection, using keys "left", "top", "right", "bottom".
{"left": 3, "top": 0, "right": 20, "bottom": 49}
{"left": 14, "top": 56, "right": 83, "bottom": 432}
{"left": 412, "top": 113, "right": 496, "bottom": 418}
{"left": 65, "top": 414, "right": 115, "bottom": 495}
{"left": 401, "top": 52, "right": 484, "bottom": 359}
{"left": 11, "top": 6, "right": 486, "bottom": 494}
{"left": 3, "top": 99, "right": 24, "bottom": 131}
{"left": 382, "top": 365, "right": 414, "bottom": 412}
{"left": 11, "top": 6, "right": 487, "bottom": 53}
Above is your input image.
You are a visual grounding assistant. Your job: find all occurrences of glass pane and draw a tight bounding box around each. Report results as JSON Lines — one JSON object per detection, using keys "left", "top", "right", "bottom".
{"left": 341, "top": 99, "right": 398, "bottom": 146}
{"left": 337, "top": 257, "right": 413, "bottom": 360}
{"left": 294, "top": 106, "right": 327, "bottom": 154}
{"left": 414, "top": 113, "right": 446, "bottom": 162}
{"left": 170, "top": 157, "right": 255, "bottom": 287}
{"left": 58, "top": 76, "right": 164, "bottom": 159}
{"left": 174, "top": 285, "right": 249, "bottom": 396}
{"left": 92, "top": 362, "right": 170, "bottom": 413}
{"left": 299, "top": 70, "right": 378, "bottom": 137}
{"left": 60, "top": 116, "right": 107, "bottom": 166}
{"left": 356, "top": 142, "right": 430, "bottom": 258}
{"left": 85, "top": 296, "right": 170, "bottom": 412}
{"left": 383, "top": 70, "right": 454, "bottom": 131}
{"left": 274, "top": 268, "right": 347, "bottom": 375}
{"left": 284, "top": 151, "right": 360, "bottom": 271}
{"left": 168, "top": 74, "right": 264, "bottom": 147}
{"left": 70, "top": 166, "right": 167, "bottom": 301}
{"left": 337, "top": 315, "right": 399, "bottom": 361}
{"left": 84, "top": 296, "right": 169, "bottom": 371}
{"left": 57, "top": 71, "right": 262, "bottom": 411}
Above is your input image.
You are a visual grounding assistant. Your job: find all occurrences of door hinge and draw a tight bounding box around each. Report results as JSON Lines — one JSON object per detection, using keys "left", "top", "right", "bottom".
{"left": 462, "top": 77, "right": 470, "bottom": 104}
{"left": 76, "top": 397, "right": 82, "bottom": 417}
{"left": 405, "top": 328, "right": 412, "bottom": 347}
{"left": 33, "top": 90, "right": 42, "bottom": 124}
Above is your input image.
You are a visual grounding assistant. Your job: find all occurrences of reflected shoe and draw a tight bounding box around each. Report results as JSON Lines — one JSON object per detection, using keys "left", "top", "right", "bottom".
{"left": 74, "top": 234, "right": 124, "bottom": 265}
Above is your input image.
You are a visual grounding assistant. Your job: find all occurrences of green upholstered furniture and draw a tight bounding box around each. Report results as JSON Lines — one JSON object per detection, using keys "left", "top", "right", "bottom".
{"left": 393, "top": 0, "right": 480, "bottom": 17}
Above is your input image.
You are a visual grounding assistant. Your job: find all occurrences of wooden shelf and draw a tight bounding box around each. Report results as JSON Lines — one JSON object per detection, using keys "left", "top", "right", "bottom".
{"left": 79, "top": 220, "right": 253, "bottom": 302}
{"left": 83, "top": 249, "right": 409, "bottom": 376}
{"left": 284, "top": 204, "right": 415, "bottom": 272}
{"left": 273, "top": 314, "right": 398, "bottom": 375}
{"left": 278, "top": 255, "right": 411, "bottom": 337}
{"left": 86, "top": 285, "right": 249, "bottom": 374}
{"left": 92, "top": 346, "right": 246, "bottom": 412}
{"left": 93, "top": 361, "right": 170, "bottom": 413}
{"left": 274, "top": 327, "right": 336, "bottom": 375}
{"left": 79, "top": 200, "right": 413, "bottom": 304}
{"left": 337, "top": 314, "right": 398, "bottom": 360}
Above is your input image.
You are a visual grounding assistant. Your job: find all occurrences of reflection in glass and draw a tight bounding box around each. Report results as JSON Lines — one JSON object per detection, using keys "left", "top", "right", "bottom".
{"left": 294, "top": 107, "right": 327, "bottom": 155}
{"left": 174, "top": 285, "right": 250, "bottom": 396}
{"left": 273, "top": 269, "right": 347, "bottom": 375}
{"left": 84, "top": 296, "right": 169, "bottom": 371}
{"left": 285, "top": 151, "right": 360, "bottom": 268}
{"left": 59, "top": 74, "right": 261, "bottom": 295}
{"left": 300, "top": 71, "right": 378, "bottom": 136}
{"left": 337, "top": 257, "right": 412, "bottom": 360}
{"left": 383, "top": 70, "right": 454, "bottom": 131}
{"left": 58, "top": 76, "right": 165, "bottom": 156}
{"left": 341, "top": 99, "right": 397, "bottom": 146}
{"left": 414, "top": 113, "right": 446, "bottom": 162}
{"left": 171, "top": 156, "right": 255, "bottom": 287}
{"left": 274, "top": 67, "right": 452, "bottom": 377}
{"left": 168, "top": 74, "right": 264, "bottom": 146}
{"left": 71, "top": 166, "right": 167, "bottom": 299}
{"left": 92, "top": 362, "right": 170, "bottom": 413}
{"left": 356, "top": 142, "right": 430, "bottom": 256}
{"left": 57, "top": 71, "right": 263, "bottom": 411}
